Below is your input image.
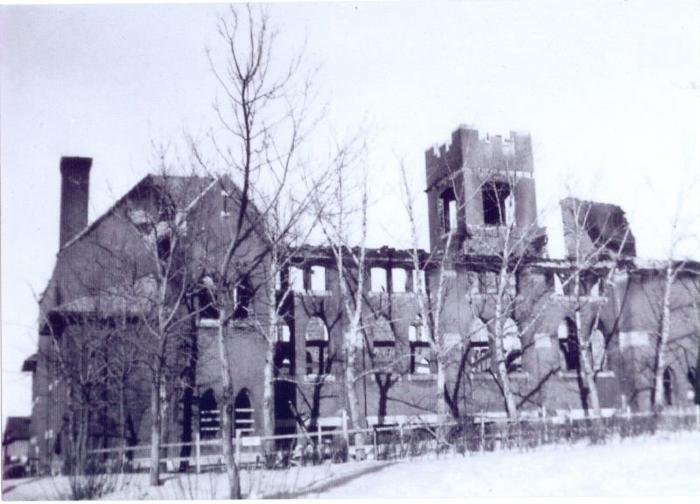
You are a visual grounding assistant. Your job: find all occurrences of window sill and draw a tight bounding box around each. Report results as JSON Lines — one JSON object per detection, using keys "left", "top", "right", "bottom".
{"left": 560, "top": 370, "right": 614, "bottom": 379}
{"left": 198, "top": 319, "right": 221, "bottom": 328}
{"left": 294, "top": 290, "right": 332, "bottom": 297}
{"left": 549, "top": 293, "right": 608, "bottom": 303}
{"left": 560, "top": 371, "right": 579, "bottom": 379}
{"left": 595, "top": 370, "right": 615, "bottom": 378}
{"left": 304, "top": 374, "right": 336, "bottom": 384}
{"left": 307, "top": 290, "right": 332, "bottom": 297}
{"left": 407, "top": 374, "right": 436, "bottom": 381}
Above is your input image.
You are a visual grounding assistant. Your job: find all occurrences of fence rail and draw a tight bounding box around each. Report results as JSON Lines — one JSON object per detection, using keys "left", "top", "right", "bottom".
{"left": 84, "top": 406, "right": 700, "bottom": 475}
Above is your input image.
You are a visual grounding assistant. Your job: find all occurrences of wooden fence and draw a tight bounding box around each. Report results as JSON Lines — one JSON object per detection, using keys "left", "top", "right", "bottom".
{"left": 86, "top": 406, "right": 700, "bottom": 474}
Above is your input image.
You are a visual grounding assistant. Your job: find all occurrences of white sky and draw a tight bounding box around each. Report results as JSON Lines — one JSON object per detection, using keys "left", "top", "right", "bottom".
{"left": 2, "top": 0, "right": 699, "bottom": 424}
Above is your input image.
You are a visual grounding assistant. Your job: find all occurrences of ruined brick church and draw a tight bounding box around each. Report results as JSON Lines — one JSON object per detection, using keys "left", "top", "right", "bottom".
{"left": 22, "top": 125, "right": 700, "bottom": 470}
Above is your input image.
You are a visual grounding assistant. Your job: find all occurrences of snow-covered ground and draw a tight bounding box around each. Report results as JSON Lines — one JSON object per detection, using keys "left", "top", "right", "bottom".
{"left": 1, "top": 459, "right": 389, "bottom": 500}
{"left": 310, "top": 431, "right": 700, "bottom": 498}
{"left": 3, "top": 431, "right": 699, "bottom": 499}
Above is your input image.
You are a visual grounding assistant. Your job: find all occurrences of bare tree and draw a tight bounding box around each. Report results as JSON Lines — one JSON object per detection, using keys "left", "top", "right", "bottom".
{"left": 189, "top": 4, "right": 325, "bottom": 496}
{"left": 398, "top": 159, "right": 455, "bottom": 432}
{"left": 37, "top": 309, "right": 112, "bottom": 476}
{"left": 558, "top": 194, "right": 637, "bottom": 419}
{"left": 651, "top": 199, "right": 700, "bottom": 409}
{"left": 119, "top": 168, "right": 205, "bottom": 487}
{"left": 313, "top": 145, "right": 370, "bottom": 450}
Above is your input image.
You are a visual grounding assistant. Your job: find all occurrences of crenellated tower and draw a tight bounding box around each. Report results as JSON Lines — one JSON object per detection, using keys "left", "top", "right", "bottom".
{"left": 425, "top": 125, "right": 545, "bottom": 256}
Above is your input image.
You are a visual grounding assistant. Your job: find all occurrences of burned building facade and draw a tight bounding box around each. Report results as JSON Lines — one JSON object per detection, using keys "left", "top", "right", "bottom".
{"left": 22, "top": 125, "right": 700, "bottom": 472}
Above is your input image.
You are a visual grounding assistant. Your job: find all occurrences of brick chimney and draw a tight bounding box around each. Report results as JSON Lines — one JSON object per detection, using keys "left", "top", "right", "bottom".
{"left": 59, "top": 157, "right": 92, "bottom": 249}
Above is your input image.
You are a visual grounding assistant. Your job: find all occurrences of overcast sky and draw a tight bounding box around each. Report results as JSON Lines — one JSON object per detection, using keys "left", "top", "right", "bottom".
{"left": 2, "top": 0, "right": 699, "bottom": 424}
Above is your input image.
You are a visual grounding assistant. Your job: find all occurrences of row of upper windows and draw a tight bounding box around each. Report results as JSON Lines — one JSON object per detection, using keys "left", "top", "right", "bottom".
{"left": 196, "top": 268, "right": 604, "bottom": 324}
{"left": 279, "top": 265, "right": 427, "bottom": 294}
{"left": 281, "top": 265, "right": 521, "bottom": 296}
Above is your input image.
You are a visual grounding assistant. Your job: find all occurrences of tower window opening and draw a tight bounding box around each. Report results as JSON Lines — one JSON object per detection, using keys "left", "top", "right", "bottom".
{"left": 438, "top": 187, "right": 458, "bottom": 233}
{"left": 482, "top": 181, "right": 512, "bottom": 226}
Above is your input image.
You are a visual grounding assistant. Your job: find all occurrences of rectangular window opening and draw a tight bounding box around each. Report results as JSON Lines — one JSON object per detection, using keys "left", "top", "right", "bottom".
{"left": 482, "top": 181, "right": 511, "bottom": 226}
{"left": 370, "top": 267, "right": 388, "bottom": 293}
{"left": 310, "top": 265, "right": 327, "bottom": 293}
{"left": 391, "top": 268, "right": 408, "bottom": 293}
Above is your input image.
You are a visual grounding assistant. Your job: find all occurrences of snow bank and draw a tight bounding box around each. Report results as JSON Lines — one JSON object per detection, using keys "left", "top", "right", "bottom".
{"left": 310, "top": 431, "right": 700, "bottom": 498}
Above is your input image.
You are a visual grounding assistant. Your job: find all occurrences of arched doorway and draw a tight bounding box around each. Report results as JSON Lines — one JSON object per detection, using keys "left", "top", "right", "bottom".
{"left": 663, "top": 367, "right": 675, "bottom": 406}
{"left": 199, "top": 388, "right": 220, "bottom": 439}
{"left": 234, "top": 388, "right": 254, "bottom": 437}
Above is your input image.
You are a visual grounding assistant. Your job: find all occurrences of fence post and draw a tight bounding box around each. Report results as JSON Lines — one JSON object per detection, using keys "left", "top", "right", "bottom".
{"left": 195, "top": 432, "right": 201, "bottom": 474}
{"left": 373, "top": 428, "right": 378, "bottom": 460}
{"left": 399, "top": 423, "right": 404, "bottom": 456}
{"left": 342, "top": 409, "right": 349, "bottom": 444}
{"left": 542, "top": 406, "right": 548, "bottom": 444}
{"left": 480, "top": 411, "right": 485, "bottom": 452}
{"left": 696, "top": 404, "right": 699, "bottom": 432}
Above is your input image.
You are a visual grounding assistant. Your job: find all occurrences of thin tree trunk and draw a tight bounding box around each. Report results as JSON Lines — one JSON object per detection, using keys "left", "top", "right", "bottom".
{"left": 217, "top": 313, "right": 241, "bottom": 499}
{"left": 262, "top": 260, "right": 278, "bottom": 455}
{"left": 149, "top": 379, "right": 162, "bottom": 487}
{"left": 495, "top": 267, "right": 518, "bottom": 420}
{"left": 435, "top": 356, "right": 449, "bottom": 443}
{"left": 573, "top": 274, "right": 602, "bottom": 418}
{"left": 262, "top": 328, "right": 275, "bottom": 454}
{"left": 653, "top": 261, "right": 675, "bottom": 410}
{"left": 118, "top": 381, "right": 126, "bottom": 473}
{"left": 493, "top": 337, "right": 518, "bottom": 420}
{"left": 344, "top": 331, "right": 365, "bottom": 448}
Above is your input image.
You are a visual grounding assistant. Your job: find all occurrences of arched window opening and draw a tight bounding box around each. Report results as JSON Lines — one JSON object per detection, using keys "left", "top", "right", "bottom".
{"left": 305, "top": 351, "right": 313, "bottom": 376}
{"left": 468, "top": 318, "right": 490, "bottom": 373}
{"left": 198, "top": 277, "right": 219, "bottom": 321}
{"left": 305, "top": 316, "right": 329, "bottom": 376}
{"left": 234, "top": 388, "right": 254, "bottom": 436}
{"left": 590, "top": 323, "right": 607, "bottom": 371}
{"left": 409, "top": 322, "right": 431, "bottom": 374}
{"left": 371, "top": 317, "right": 396, "bottom": 366}
{"left": 199, "top": 388, "right": 220, "bottom": 439}
{"left": 233, "top": 276, "right": 253, "bottom": 319}
{"left": 503, "top": 318, "right": 522, "bottom": 373}
{"left": 558, "top": 318, "right": 579, "bottom": 371}
{"left": 663, "top": 367, "right": 675, "bottom": 406}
